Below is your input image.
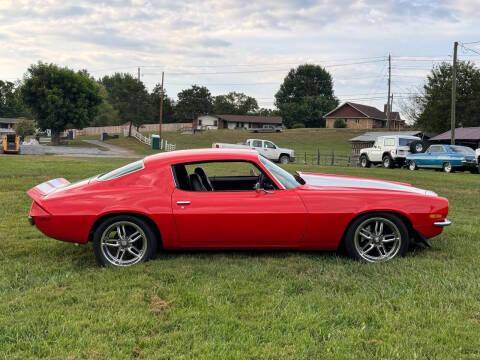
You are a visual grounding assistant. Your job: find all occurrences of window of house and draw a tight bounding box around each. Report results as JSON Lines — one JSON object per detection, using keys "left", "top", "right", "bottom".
{"left": 198, "top": 119, "right": 202, "bottom": 126}
{"left": 172, "top": 161, "right": 276, "bottom": 192}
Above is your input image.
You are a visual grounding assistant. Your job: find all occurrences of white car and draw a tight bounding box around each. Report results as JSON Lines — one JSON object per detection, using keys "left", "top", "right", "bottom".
{"left": 476, "top": 148, "right": 480, "bottom": 164}
{"left": 213, "top": 138, "right": 295, "bottom": 164}
{"left": 359, "top": 135, "right": 428, "bottom": 168}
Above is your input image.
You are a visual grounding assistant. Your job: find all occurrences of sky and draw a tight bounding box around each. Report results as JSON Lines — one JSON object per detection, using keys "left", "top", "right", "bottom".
{"left": 1, "top": 0, "right": 479, "bottom": 115}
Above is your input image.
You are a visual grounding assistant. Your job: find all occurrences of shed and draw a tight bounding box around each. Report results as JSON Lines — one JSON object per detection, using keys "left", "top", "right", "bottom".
{"left": 429, "top": 127, "right": 480, "bottom": 149}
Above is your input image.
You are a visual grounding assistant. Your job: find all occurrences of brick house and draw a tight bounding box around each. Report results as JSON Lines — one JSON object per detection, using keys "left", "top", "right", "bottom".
{"left": 325, "top": 102, "right": 405, "bottom": 129}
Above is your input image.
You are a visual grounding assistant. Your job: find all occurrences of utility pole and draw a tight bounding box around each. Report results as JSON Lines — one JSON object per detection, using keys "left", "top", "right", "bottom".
{"left": 386, "top": 54, "right": 391, "bottom": 129}
{"left": 451, "top": 41, "right": 458, "bottom": 145}
{"left": 159, "top": 71, "right": 164, "bottom": 139}
{"left": 137, "top": 67, "right": 141, "bottom": 81}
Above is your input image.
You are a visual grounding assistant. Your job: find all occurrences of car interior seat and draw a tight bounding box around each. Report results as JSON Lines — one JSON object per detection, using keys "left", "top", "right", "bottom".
{"left": 194, "top": 167, "right": 213, "bottom": 191}
{"left": 189, "top": 173, "right": 207, "bottom": 191}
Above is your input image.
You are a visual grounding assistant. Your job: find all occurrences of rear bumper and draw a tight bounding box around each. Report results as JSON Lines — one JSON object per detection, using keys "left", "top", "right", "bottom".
{"left": 433, "top": 219, "right": 452, "bottom": 227}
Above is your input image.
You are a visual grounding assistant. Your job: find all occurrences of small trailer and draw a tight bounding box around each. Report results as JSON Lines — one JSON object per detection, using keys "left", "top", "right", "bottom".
{"left": 2, "top": 134, "right": 20, "bottom": 154}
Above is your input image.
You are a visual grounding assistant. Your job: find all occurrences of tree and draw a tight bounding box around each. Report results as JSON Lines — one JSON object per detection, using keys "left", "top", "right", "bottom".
{"left": 15, "top": 118, "right": 36, "bottom": 139}
{"left": 150, "top": 84, "right": 175, "bottom": 123}
{"left": 413, "top": 61, "right": 480, "bottom": 132}
{"left": 100, "top": 73, "right": 151, "bottom": 136}
{"left": 275, "top": 64, "right": 338, "bottom": 128}
{"left": 213, "top": 92, "right": 258, "bottom": 115}
{"left": 255, "top": 108, "right": 280, "bottom": 117}
{"left": 22, "top": 63, "right": 101, "bottom": 144}
{"left": 90, "top": 84, "right": 120, "bottom": 126}
{"left": 174, "top": 85, "right": 213, "bottom": 121}
{"left": 333, "top": 119, "right": 347, "bottom": 128}
{"left": 0, "top": 80, "right": 29, "bottom": 118}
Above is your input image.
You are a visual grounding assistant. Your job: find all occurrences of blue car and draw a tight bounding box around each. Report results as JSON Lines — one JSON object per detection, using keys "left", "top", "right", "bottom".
{"left": 406, "top": 144, "right": 478, "bottom": 173}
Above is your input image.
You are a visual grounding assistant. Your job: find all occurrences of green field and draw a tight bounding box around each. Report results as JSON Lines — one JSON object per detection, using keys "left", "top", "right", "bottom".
{"left": 99, "top": 128, "right": 366, "bottom": 157}
{"left": 1, "top": 155, "right": 480, "bottom": 359}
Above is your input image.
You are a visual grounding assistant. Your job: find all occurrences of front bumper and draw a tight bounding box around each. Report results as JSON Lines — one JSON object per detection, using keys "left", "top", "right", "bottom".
{"left": 433, "top": 219, "right": 452, "bottom": 227}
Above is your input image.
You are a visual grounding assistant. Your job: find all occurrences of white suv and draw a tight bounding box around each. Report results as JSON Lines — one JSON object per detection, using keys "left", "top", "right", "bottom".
{"left": 359, "top": 135, "right": 427, "bottom": 168}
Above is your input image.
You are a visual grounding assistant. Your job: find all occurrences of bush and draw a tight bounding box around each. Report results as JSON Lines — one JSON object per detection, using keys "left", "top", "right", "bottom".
{"left": 15, "top": 118, "right": 36, "bottom": 139}
{"left": 333, "top": 119, "right": 347, "bottom": 128}
{"left": 291, "top": 122, "right": 306, "bottom": 129}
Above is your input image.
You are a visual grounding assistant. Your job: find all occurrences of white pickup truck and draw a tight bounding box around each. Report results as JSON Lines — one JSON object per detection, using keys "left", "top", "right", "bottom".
{"left": 213, "top": 139, "right": 295, "bottom": 164}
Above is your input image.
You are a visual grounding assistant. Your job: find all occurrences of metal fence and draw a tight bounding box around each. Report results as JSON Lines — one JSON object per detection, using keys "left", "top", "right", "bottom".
{"left": 124, "top": 128, "right": 176, "bottom": 152}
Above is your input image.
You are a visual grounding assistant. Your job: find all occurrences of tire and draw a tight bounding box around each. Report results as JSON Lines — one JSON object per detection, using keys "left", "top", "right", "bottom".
{"left": 359, "top": 154, "right": 371, "bottom": 168}
{"left": 408, "top": 160, "right": 417, "bottom": 171}
{"left": 344, "top": 213, "right": 410, "bottom": 263}
{"left": 279, "top": 155, "right": 290, "bottom": 164}
{"left": 409, "top": 140, "right": 429, "bottom": 154}
{"left": 469, "top": 167, "right": 479, "bottom": 174}
{"left": 93, "top": 215, "right": 158, "bottom": 267}
{"left": 382, "top": 154, "right": 393, "bottom": 169}
{"left": 443, "top": 162, "right": 453, "bottom": 173}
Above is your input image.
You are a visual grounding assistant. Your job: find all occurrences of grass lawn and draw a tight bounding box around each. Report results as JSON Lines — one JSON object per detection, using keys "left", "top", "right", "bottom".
{"left": 1, "top": 155, "right": 480, "bottom": 358}
{"left": 96, "top": 128, "right": 366, "bottom": 157}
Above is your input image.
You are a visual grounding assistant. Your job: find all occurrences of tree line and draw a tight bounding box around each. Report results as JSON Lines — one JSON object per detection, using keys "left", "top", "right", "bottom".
{"left": 1, "top": 61, "right": 480, "bottom": 143}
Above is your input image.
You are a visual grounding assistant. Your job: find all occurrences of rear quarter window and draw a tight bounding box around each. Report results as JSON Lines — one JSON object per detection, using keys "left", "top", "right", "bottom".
{"left": 97, "top": 160, "right": 144, "bottom": 181}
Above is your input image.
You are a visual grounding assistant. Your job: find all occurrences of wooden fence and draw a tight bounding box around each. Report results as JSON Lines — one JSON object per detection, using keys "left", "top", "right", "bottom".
{"left": 71, "top": 123, "right": 190, "bottom": 136}
{"left": 292, "top": 150, "right": 356, "bottom": 167}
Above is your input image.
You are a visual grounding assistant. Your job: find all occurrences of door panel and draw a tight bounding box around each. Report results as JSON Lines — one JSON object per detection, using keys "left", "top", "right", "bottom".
{"left": 171, "top": 188, "right": 307, "bottom": 249}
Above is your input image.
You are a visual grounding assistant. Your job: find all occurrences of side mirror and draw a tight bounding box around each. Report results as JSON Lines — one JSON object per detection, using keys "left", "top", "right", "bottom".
{"left": 254, "top": 182, "right": 274, "bottom": 194}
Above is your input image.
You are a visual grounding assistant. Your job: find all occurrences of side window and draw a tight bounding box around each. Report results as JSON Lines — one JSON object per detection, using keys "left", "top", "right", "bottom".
{"left": 384, "top": 138, "right": 395, "bottom": 146}
{"left": 252, "top": 140, "right": 262, "bottom": 147}
{"left": 172, "top": 161, "right": 275, "bottom": 192}
{"left": 97, "top": 160, "right": 144, "bottom": 181}
{"left": 264, "top": 141, "right": 276, "bottom": 149}
{"left": 429, "top": 145, "right": 443, "bottom": 153}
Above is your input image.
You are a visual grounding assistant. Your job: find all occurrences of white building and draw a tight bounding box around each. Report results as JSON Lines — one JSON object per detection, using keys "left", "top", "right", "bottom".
{"left": 193, "top": 114, "right": 283, "bottom": 131}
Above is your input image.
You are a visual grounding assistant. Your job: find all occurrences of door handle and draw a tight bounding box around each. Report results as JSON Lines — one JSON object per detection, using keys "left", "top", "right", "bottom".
{"left": 176, "top": 200, "right": 191, "bottom": 206}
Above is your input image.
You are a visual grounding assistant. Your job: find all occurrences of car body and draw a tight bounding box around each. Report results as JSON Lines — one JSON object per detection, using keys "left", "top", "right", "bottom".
{"left": 406, "top": 144, "right": 478, "bottom": 173}
{"left": 249, "top": 125, "right": 283, "bottom": 133}
{"left": 359, "top": 135, "right": 425, "bottom": 168}
{"left": 213, "top": 139, "right": 295, "bottom": 164}
{"left": 27, "top": 149, "right": 450, "bottom": 266}
{"left": 476, "top": 148, "right": 480, "bottom": 164}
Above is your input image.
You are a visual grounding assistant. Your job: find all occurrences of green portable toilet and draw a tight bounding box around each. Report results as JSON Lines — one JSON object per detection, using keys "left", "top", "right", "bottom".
{"left": 151, "top": 134, "right": 160, "bottom": 150}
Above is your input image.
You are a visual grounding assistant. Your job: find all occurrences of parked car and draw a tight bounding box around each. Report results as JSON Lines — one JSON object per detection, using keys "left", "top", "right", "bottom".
{"left": 249, "top": 125, "right": 283, "bottom": 133}
{"left": 406, "top": 144, "right": 478, "bottom": 173}
{"left": 2, "top": 133, "right": 20, "bottom": 154}
{"left": 359, "top": 135, "right": 429, "bottom": 168}
{"left": 476, "top": 148, "right": 480, "bottom": 164}
{"left": 213, "top": 138, "right": 295, "bottom": 164}
{"left": 27, "top": 149, "right": 450, "bottom": 267}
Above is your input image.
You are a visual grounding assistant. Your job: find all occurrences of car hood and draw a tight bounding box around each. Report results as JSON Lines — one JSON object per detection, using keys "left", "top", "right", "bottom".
{"left": 297, "top": 172, "right": 437, "bottom": 196}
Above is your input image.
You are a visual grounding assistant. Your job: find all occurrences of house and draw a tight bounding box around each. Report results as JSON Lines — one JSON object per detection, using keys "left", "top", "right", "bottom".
{"left": 325, "top": 102, "right": 405, "bottom": 129}
{"left": 349, "top": 130, "right": 431, "bottom": 163}
{"left": 429, "top": 127, "right": 480, "bottom": 149}
{"left": 193, "top": 114, "right": 283, "bottom": 131}
{"left": 0, "top": 118, "right": 19, "bottom": 134}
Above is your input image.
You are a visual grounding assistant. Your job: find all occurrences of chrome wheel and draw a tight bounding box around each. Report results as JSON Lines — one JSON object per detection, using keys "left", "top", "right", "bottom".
{"left": 353, "top": 217, "right": 402, "bottom": 262}
{"left": 100, "top": 221, "right": 148, "bottom": 266}
{"left": 360, "top": 156, "right": 367, "bottom": 167}
{"left": 383, "top": 156, "right": 391, "bottom": 168}
{"left": 408, "top": 160, "right": 417, "bottom": 171}
{"left": 415, "top": 143, "right": 424, "bottom": 152}
{"left": 443, "top": 162, "right": 452, "bottom": 173}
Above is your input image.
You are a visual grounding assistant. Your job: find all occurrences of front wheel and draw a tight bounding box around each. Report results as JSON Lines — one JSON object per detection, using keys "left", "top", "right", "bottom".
{"left": 93, "top": 215, "right": 158, "bottom": 267}
{"left": 279, "top": 155, "right": 290, "bottom": 164}
{"left": 443, "top": 162, "right": 453, "bottom": 173}
{"left": 344, "top": 213, "right": 409, "bottom": 263}
{"left": 408, "top": 160, "right": 417, "bottom": 171}
{"left": 359, "top": 155, "right": 371, "bottom": 168}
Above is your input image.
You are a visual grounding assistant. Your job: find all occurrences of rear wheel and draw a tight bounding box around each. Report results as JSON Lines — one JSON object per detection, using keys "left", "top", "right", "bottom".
{"left": 382, "top": 154, "right": 393, "bottom": 168}
{"left": 408, "top": 160, "right": 417, "bottom": 171}
{"left": 93, "top": 215, "right": 158, "bottom": 267}
{"left": 344, "top": 213, "right": 409, "bottom": 263}
{"left": 360, "top": 154, "right": 371, "bottom": 168}
{"left": 443, "top": 162, "right": 453, "bottom": 173}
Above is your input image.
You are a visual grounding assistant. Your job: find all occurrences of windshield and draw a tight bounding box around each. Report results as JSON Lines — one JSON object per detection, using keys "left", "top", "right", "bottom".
{"left": 259, "top": 156, "right": 300, "bottom": 189}
{"left": 449, "top": 146, "right": 475, "bottom": 155}
{"left": 398, "top": 138, "right": 416, "bottom": 146}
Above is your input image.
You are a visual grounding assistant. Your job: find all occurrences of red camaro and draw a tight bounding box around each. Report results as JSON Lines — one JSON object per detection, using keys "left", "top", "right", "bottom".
{"left": 27, "top": 149, "right": 450, "bottom": 267}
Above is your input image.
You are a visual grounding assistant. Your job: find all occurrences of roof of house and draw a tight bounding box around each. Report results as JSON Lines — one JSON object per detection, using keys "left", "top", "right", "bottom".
{"left": 0, "top": 117, "right": 21, "bottom": 124}
{"left": 430, "top": 127, "right": 480, "bottom": 141}
{"left": 216, "top": 114, "right": 282, "bottom": 124}
{"left": 349, "top": 131, "right": 424, "bottom": 142}
{"left": 324, "top": 102, "right": 405, "bottom": 123}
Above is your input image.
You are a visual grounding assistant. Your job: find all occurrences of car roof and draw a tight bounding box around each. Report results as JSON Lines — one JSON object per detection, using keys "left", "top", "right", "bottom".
{"left": 377, "top": 135, "right": 420, "bottom": 139}
{"left": 144, "top": 148, "right": 260, "bottom": 166}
